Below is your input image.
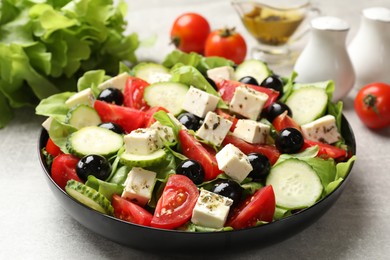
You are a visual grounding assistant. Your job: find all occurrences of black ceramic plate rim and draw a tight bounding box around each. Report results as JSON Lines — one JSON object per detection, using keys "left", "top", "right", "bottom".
{"left": 38, "top": 115, "right": 356, "bottom": 236}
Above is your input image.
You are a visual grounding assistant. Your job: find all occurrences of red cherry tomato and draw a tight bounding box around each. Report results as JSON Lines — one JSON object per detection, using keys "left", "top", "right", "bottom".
{"left": 45, "top": 137, "right": 62, "bottom": 157}
{"left": 204, "top": 28, "right": 247, "bottom": 64}
{"left": 302, "top": 140, "right": 348, "bottom": 160}
{"left": 178, "top": 129, "right": 222, "bottom": 181}
{"left": 112, "top": 194, "right": 153, "bottom": 226}
{"left": 143, "top": 106, "right": 169, "bottom": 128}
{"left": 170, "top": 13, "right": 211, "bottom": 54}
{"left": 151, "top": 174, "right": 199, "bottom": 230}
{"left": 272, "top": 111, "right": 301, "bottom": 131}
{"left": 354, "top": 82, "right": 390, "bottom": 129}
{"left": 123, "top": 76, "right": 150, "bottom": 111}
{"left": 51, "top": 154, "right": 81, "bottom": 190}
{"left": 227, "top": 185, "right": 275, "bottom": 230}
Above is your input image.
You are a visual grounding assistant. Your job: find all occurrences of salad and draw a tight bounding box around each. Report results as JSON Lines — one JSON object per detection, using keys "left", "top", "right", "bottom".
{"left": 37, "top": 50, "right": 356, "bottom": 232}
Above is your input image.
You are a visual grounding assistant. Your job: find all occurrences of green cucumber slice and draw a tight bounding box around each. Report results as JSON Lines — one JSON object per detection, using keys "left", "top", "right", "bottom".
{"left": 235, "top": 59, "right": 271, "bottom": 84}
{"left": 143, "top": 82, "right": 189, "bottom": 115}
{"left": 65, "top": 180, "right": 114, "bottom": 215}
{"left": 266, "top": 159, "right": 323, "bottom": 210}
{"left": 66, "top": 104, "right": 101, "bottom": 129}
{"left": 133, "top": 62, "right": 171, "bottom": 83}
{"left": 67, "top": 126, "right": 123, "bottom": 157}
{"left": 120, "top": 149, "right": 166, "bottom": 168}
{"left": 285, "top": 86, "right": 328, "bottom": 125}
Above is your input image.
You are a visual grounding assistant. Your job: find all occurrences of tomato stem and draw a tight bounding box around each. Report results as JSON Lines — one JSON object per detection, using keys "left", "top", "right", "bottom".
{"left": 220, "top": 27, "right": 236, "bottom": 38}
{"left": 363, "top": 94, "right": 380, "bottom": 115}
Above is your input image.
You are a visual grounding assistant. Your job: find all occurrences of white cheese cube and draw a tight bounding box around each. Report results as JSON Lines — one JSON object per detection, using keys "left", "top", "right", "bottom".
{"left": 216, "top": 143, "right": 253, "bottom": 183}
{"left": 301, "top": 115, "right": 341, "bottom": 144}
{"left": 206, "top": 66, "right": 236, "bottom": 83}
{"left": 41, "top": 117, "right": 53, "bottom": 132}
{"left": 196, "top": 111, "right": 233, "bottom": 147}
{"left": 65, "top": 88, "right": 95, "bottom": 108}
{"left": 124, "top": 128, "right": 161, "bottom": 155}
{"left": 229, "top": 86, "right": 269, "bottom": 120}
{"left": 182, "top": 86, "right": 220, "bottom": 118}
{"left": 122, "top": 167, "right": 157, "bottom": 206}
{"left": 232, "top": 119, "right": 270, "bottom": 144}
{"left": 150, "top": 121, "right": 176, "bottom": 144}
{"left": 98, "top": 72, "right": 129, "bottom": 91}
{"left": 191, "top": 189, "right": 233, "bottom": 229}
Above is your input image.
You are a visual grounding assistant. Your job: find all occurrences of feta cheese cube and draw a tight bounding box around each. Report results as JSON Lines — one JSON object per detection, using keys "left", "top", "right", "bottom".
{"left": 216, "top": 143, "right": 253, "bottom": 183}
{"left": 232, "top": 119, "right": 270, "bottom": 144}
{"left": 196, "top": 111, "right": 233, "bottom": 147}
{"left": 191, "top": 189, "right": 233, "bottom": 229}
{"left": 124, "top": 128, "right": 161, "bottom": 155}
{"left": 182, "top": 86, "right": 220, "bottom": 118}
{"left": 65, "top": 88, "right": 95, "bottom": 108}
{"left": 206, "top": 66, "right": 236, "bottom": 83}
{"left": 122, "top": 167, "right": 157, "bottom": 206}
{"left": 229, "top": 86, "right": 269, "bottom": 120}
{"left": 149, "top": 121, "right": 176, "bottom": 144}
{"left": 301, "top": 115, "right": 341, "bottom": 144}
{"left": 98, "top": 72, "right": 129, "bottom": 91}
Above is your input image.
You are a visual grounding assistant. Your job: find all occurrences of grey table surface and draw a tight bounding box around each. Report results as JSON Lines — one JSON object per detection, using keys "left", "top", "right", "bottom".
{"left": 1, "top": 0, "right": 390, "bottom": 259}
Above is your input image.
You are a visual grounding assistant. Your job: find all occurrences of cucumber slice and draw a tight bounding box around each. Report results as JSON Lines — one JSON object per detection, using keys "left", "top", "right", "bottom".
{"left": 285, "top": 86, "right": 328, "bottom": 125}
{"left": 235, "top": 59, "right": 271, "bottom": 84}
{"left": 143, "top": 82, "right": 189, "bottom": 115}
{"left": 266, "top": 159, "right": 323, "bottom": 210}
{"left": 65, "top": 180, "right": 114, "bottom": 215}
{"left": 67, "top": 126, "right": 123, "bottom": 157}
{"left": 120, "top": 149, "right": 166, "bottom": 168}
{"left": 66, "top": 105, "right": 102, "bottom": 129}
{"left": 133, "top": 62, "right": 171, "bottom": 83}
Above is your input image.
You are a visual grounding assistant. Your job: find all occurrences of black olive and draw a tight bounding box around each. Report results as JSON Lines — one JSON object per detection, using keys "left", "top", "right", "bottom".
{"left": 260, "top": 75, "right": 284, "bottom": 97}
{"left": 98, "top": 122, "right": 124, "bottom": 134}
{"left": 76, "top": 154, "right": 111, "bottom": 182}
{"left": 275, "top": 128, "right": 304, "bottom": 154}
{"left": 261, "top": 101, "right": 292, "bottom": 122}
{"left": 177, "top": 112, "right": 202, "bottom": 131}
{"left": 239, "top": 76, "right": 259, "bottom": 86}
{"left": 97, "top": 87, "right": 124, "bottom": 105}
{"left": 211, "top": 179, "right": 242, "bottom": 206}
{"left": 176, "top": 159, "right": 204, "bottom": 185}
{"left": 247, "top": 153, "right": 271, "bottom": 180}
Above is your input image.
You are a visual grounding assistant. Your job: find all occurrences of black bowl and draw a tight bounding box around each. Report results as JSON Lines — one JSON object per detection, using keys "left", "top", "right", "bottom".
{"left": 38, "top": 115, "right": 356, "bottom": 253}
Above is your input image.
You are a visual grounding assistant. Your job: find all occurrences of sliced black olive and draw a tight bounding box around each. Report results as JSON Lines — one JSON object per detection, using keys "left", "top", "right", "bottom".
{"left": 275, "top": 128, "right": 304, "bottom": 154}
{"left": 97, "top": 87, "right": 124, "bottom": 105}
{"left": 98, "top": 122, "right": 125, "bottom": 134}
{"left": 210, "top": 179, "right": 243, "bottom": 206}
{"left": 247, "top": 153, "right": 271, "bottom": 180}
{"left": 177, "top": 112, "right": 202, "bottom": 131}
{"left": 76, "top": 154, "right": 111, "bottom": 181}
{"left": 176, "top": 159, "right": 205, "bottom": 185}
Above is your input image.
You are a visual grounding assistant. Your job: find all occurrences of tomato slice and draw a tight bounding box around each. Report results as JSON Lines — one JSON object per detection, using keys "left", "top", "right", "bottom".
{"left": 143, "top": 106, "right": 169, "bottom": 128}
{"left": 51, "top": 154, "right": 81, "bottom": 190}
{"left": 151, "top": 174, "right": 199, "bottom": 229}
{"left": 227, "top": 185, "right": 275, "bottom": 230}
{"left": 123, "top": 76, "right": 150, "bottom": 110}
{"left": 272, "top": 111, "right": 301, "bottom": 132}
{"left": 222, "top": 134, "right": 280, "bottom": 165}
{"left": 45, "top": 137, "right": 62, "bottom": 157}
{"left": 178, "top": 129, "right": 222, "bottom": 181}
{"left": 112, "top": 194, "right": 153, "bottom": 226}
{"left": 216, "top": 79, "right": 279, "bottom": 108}
{"left": 94, "top": 100, "right": 146, "bottom": 133}
{"left": 303, "top": 140, "right": 348, "bottom": 160}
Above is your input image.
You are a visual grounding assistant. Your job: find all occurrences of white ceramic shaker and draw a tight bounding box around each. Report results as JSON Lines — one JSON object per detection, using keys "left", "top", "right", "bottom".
{"left": 293, "top": 16, "right": 355, "bottom": 101}
{"left": 348, "top": 7, "right": 390, "bottom": 89}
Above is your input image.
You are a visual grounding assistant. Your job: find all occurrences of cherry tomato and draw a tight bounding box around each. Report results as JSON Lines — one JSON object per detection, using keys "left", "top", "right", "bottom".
{"left": 151, "top": 174, "right": 199, "bottom": 229}
{"left": 51, "top": 154, "right": 81, "bottom": 190}
{"left": 302, "top": 140, "right": 348, "bottom": 160}
{"left": 227, "top": 185, "right": 275, "bottom": 230}
{"left": 45, "top": 137, "right": 62, "bottom": 157}
{"left": 143, "top": 106, "right": 169, "bottom": 128}
{"left": 272, "top": 111, "right": 301, "bottom": 132}
{"left": 179, "top": 129, "right": 222, "bottom": 181}
{"left": 123, "top": 76, "right": 150, "bottom": 111}
{"left": 112, "top": 194, "right": 153, "bottom": 226}
{"left": 170, "top": 13, "right": 210, "bottom": 54}
{"left": 204, "top": 28, "right": 247, "bottom": 64}
{"left": 354, "top": 82, "right": 390, "bottom": 129}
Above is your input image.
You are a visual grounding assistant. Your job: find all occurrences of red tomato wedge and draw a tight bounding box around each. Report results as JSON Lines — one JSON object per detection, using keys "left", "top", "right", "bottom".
{"left": 151, "top": 174, "right": 199, "bottom": 230}
{"left": 303, "top": 140, "right": 348, "bottom": 160}
{"left": 123, "top": 76, "right": 150, "bottom": 110}
{"left": 112, "top": 194, "right": 153, "bottom": 226}
{"left": 143, "top": 106, "right": 169, "bottom": 128}
{"left": 51, "top": 154, "right": 81, "bottom": 190}
{"left": 272, "top": 111, "right": 301, "bottom": 132}
{"left": 222, "top": 134, "right": 280, "bottom": 165}
{"left": 227, "top": 185, "right": 275, "bottom": 230}
{"left": 45, "top": 137, "right": 62, "bottom": 157}
{"left": 94, "top": 100, "right": 146, "bottom": 133}
{"left": 178, "top": 129, "right": 222, "bottom": 181}
{"left": 216, "top": 79, "right": 279, "bottom": 108}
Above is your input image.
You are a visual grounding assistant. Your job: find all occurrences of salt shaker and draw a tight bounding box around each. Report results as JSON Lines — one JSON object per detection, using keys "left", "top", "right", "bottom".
{"left": 348, "top": 7, "right": 390, "bottom": 89}
{"left": 293, "top": 16, "right": 355, "bottom": 101}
